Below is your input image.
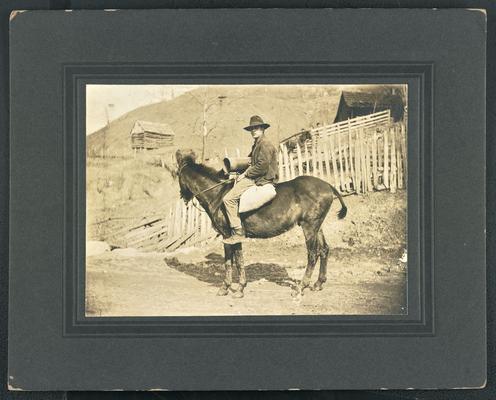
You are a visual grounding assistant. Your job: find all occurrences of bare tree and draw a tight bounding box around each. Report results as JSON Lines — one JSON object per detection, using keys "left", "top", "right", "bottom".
{"left": 188, "top": 88, "right": 245, "bottom": 162}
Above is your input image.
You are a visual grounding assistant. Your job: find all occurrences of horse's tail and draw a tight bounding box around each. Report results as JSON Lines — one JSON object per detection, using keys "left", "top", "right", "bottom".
{"left": 330, "top": 185, "right": 347, "bottom": 219}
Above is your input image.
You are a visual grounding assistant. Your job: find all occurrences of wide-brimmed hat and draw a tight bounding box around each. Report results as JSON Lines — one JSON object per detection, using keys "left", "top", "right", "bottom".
{"left": 243, "top": 115, "right": 270, "bottom": 131}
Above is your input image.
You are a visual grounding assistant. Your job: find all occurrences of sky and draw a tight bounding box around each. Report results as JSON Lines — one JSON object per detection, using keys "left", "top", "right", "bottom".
{"left": 85, "top": 85, "right": 197, "bottom": 134}
{"left": 86, "top": 84, "right": 406, "bottom": 135}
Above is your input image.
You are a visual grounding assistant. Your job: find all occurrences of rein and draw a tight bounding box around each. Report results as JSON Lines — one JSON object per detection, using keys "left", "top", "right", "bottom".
{"left": 177, "top": 161, "right": 234, "bottom": 211}
{"left": 190, "top": 179, "right": 234, "bottom": 198}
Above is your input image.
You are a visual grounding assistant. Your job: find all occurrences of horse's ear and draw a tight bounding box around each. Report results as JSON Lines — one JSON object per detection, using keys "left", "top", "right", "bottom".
{"left": 175, "top": 149, "right": 184, "bottom": 164}
{"left": 185, "top": 149, "right": 197, "bottom": 163}
{"left": 190, "top": 150, "right": 197, "bottom": 162}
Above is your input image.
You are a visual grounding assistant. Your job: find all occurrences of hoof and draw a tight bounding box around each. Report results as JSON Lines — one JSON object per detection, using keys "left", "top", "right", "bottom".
{"left": 217, "top": 287, "right": 229, "bottom": 296}
{"left": 232, "top": 290, "right": 244, "bottom": 299}
{"left": 312, "top": 281, "right": 324, "bottom": 291}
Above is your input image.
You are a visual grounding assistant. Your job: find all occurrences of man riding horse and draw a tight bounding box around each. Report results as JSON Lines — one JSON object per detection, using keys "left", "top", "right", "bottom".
{"left": 175, "top": 116, "right": 347, "bottom": 297}
{"left": 223, "top": 115, "right": 279, "bottom": 245}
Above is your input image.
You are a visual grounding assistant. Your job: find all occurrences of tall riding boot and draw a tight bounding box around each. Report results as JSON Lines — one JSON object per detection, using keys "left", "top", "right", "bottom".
{"left": 223, "top": 227, "right": 246, "bottom": 245}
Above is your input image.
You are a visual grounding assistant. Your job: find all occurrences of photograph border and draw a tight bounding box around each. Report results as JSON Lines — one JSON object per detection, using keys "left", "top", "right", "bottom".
{"left": 65, "top": 62, "right": 433, "bottom": 337}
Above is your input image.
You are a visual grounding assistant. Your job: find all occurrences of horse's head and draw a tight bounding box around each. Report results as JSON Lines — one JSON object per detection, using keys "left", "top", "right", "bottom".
{"left": 175, "top": 149, "right": 197, "bottom": 167}
{"left": 175, "top": 148, "right": 232, "bottom": 205}
{"left": 175, "top": 149, "right": 197, "bottom": 203}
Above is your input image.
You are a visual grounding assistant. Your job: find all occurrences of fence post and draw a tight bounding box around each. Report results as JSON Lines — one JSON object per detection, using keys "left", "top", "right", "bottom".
{"left": 195, "top": 202, "right": 200, "bottom": 236}
{"left": 317, "top": 146, "right": 324, "bottom": 179}
{"left": 281, "top": 144, "right": 290, "bottom": 181}
{"left": 329, "top": 136, "right": 339, "bottom": 189}
{"left": 364, "top": 134, "right": 370, "bottom": 192}
{"left": 354, "top": 130, "right": 361, "bottom": 193}
{"left": 378, "top": 130, "right": 383, "bottom": 172}
{"left": 304, "top": 142, "right": 310, "bottom": 175}
{"left": 188, "top": 203, "right": 194, "bottom": 236}
{"left": 278, "top": 150, "right": 284, "bottom": 182}
{"left": 383, "top": 128, "right": 389, "bottom": 189}
{"left": 372, "top": 130, "right": 378, "bottom": 189}
{"left": 191, "top": 203, "right": 197, "bottom": 238}
{"left": 198, "top": 206, "right": 202, "bottom": 238}
{"left": 341, "top": 132, "right": 350, "bottom": 192}
{"left": 176, "top": 200, "right": 183, "bottom": 237}
{"left": 348, "top": 125, "right": 355, "bottom": 192}
{"left": 337, "top": 130, "right": 345, "bottom": 191}
{"left": 312, "top": 139, "right": 318, "bottom": 177}
{"left": 390, "top": 126, "right": 397, "bottom": 193}
{"left": 396, "top": 126, "right": 403, "bottom": 189}
{"left": 368, "top": 136, "right": 374, "bottom": 192}
{"left": 361, "top": 129, "right": 368, "bottom": 193}
{"left": 296, "top": 143, "right": 303, "bottom": 176}
{"left": 400, "top": 122, "right": 407, "bottom": 187}
{"left": 323, "top": 142, "right": 331, "bottom": 183}
{"left": 182, "top": 202, "right": 188, "bottom": 235}
{"left": 288, "top": 148, "right": 296, "bottom": 179}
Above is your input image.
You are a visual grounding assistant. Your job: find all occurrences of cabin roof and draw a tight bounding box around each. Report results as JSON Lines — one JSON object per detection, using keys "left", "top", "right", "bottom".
{"left": 341, "top": 91, "right": 403, "bottom": 108}
{"left": 131, "top": 120, "right": 175, "bottom": 136}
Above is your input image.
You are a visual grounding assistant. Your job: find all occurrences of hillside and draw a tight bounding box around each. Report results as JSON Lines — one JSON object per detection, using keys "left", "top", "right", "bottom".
{"left": 86, "top": 86, "right": 341, "bottom": 158}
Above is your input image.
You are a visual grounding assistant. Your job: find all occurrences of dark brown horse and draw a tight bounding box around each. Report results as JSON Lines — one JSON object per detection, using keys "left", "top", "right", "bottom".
{"left": 175, "top": 149, "right": 347, "bottom": 298}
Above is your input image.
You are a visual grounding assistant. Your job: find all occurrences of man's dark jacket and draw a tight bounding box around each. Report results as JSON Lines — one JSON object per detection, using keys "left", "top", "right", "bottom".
{"left": 245, "top": 134, "right": 279, "bottom": 185}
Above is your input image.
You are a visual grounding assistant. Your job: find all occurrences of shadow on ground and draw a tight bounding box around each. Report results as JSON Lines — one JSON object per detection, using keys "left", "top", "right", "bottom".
{"left": 164, "top": 252, "right": 295, "bottom": 287}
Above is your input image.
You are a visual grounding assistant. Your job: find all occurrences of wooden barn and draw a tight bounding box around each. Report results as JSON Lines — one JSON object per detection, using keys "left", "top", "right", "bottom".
{"left": 333, "top": 91, "right": 405, "bottom": 123}
{"left": 130, "top": 120, "right": 175, "bottom": 150}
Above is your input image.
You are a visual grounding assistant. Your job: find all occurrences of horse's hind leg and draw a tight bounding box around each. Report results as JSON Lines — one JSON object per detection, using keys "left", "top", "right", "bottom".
{"left": 217, "top": 244, "right": 234, "bottom": 296}
{"left": 296, "top": 222, "right": 320, "bottom": 296}
{"left": 232, "top": 244, "right": 246, "bottom": 299}
{"left": 312, "top": 229, "right": 329, "bottom": 291}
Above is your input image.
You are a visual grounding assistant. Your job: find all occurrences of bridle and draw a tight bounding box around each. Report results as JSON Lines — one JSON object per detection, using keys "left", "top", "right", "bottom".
{"left": 177, "top": 161, "right": 234, "bottom": 210}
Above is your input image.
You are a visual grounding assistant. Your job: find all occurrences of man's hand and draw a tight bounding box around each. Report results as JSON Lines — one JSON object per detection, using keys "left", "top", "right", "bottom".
{"left": 236, "top": 172, "right": 246, "bottom": 182}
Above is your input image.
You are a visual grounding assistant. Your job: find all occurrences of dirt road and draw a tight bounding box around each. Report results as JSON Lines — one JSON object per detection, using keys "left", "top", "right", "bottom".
{"left": 86, "top": 191, "right": 407, "bottom": 316}
{"left": 86, "top": 240, "right": 406, "bottom": 317}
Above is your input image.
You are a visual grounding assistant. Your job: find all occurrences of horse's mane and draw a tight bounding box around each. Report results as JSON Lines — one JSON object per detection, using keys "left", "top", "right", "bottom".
{"left": 179, "top": 155, "right": 231, "bottom": 203}
{"left": 182, "top": 155, "right": 225, "bottom": 182}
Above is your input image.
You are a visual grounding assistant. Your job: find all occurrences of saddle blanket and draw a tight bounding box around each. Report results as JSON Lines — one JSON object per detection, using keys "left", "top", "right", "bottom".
{"left": 239, "top": 183, "right": 277, "bottom": 213}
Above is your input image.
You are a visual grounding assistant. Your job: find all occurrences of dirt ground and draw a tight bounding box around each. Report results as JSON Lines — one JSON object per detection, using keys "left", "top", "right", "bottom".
{"left": 86, "top": 191, "right": 407, "bottom": 316}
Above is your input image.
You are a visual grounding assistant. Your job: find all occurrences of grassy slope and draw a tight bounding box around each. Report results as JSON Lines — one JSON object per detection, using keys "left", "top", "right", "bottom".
{"left": 87, "top": 86, "right": 341, "bottom": 158}
{"left": 86, "top": 157, "right": 179, "bottom": 240}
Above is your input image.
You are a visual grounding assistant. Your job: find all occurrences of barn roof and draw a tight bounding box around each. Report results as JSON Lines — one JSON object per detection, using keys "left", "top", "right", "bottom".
{"left": 131, "top": 120, "right": 175, "bottom": 136}
{"left": 341, "top": 91, "right": 403, "bottom": 108}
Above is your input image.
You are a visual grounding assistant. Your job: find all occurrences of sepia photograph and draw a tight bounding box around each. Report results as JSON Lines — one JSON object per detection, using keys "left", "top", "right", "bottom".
{"left": 85, "top": 84, "right": 408, "bottom": 317}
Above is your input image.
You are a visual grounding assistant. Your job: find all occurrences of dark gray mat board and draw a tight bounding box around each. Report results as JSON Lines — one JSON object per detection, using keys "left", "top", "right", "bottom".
{"left": 3, "top": 3, "right": 490, "bottom": 400}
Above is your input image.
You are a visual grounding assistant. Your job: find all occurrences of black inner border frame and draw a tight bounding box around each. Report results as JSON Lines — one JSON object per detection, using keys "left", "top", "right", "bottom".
{"left": 63, "top": 62, "right": 433, "bottom": 338}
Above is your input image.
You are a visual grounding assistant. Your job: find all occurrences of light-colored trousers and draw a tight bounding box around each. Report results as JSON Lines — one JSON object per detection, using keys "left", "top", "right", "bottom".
{"left": 223, "top": 178, "right": 256, "bottom": 229}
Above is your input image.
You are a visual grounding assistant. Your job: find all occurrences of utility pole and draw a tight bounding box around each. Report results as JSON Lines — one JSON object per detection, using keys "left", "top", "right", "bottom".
{"left": 202, "top": 101, "right": 208, "bottom": 162}
{"left": 103, "top": 104, "right": 113, "bottom": 159}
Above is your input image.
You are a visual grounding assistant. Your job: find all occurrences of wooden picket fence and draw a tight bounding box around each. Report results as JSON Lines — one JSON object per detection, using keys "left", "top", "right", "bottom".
{"left": 106, "top": 113, "right": 406, "bottom": 252}
{"left": 279, "top": 122, "right": 407, "bottom": 194}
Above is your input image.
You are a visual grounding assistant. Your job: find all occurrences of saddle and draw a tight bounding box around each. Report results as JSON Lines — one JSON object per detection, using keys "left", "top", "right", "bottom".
{"left": 239, "top": 183, "right": 277, "bottom": 213}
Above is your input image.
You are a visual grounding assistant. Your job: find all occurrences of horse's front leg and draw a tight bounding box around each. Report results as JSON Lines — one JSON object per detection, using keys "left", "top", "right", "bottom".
{"left": 217, "top": 244, "right": 234, "bottom": 296}
{"left": 232, "top": 244, "right": 246, "bottom": 299}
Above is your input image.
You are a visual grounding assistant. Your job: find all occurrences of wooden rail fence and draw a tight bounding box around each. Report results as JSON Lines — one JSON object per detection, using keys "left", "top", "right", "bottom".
{"left": 281, "top": 110, "right": 392, "bottom": 149}
{"left": 107, "top": 198, "right": 217, "bottom": 252}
